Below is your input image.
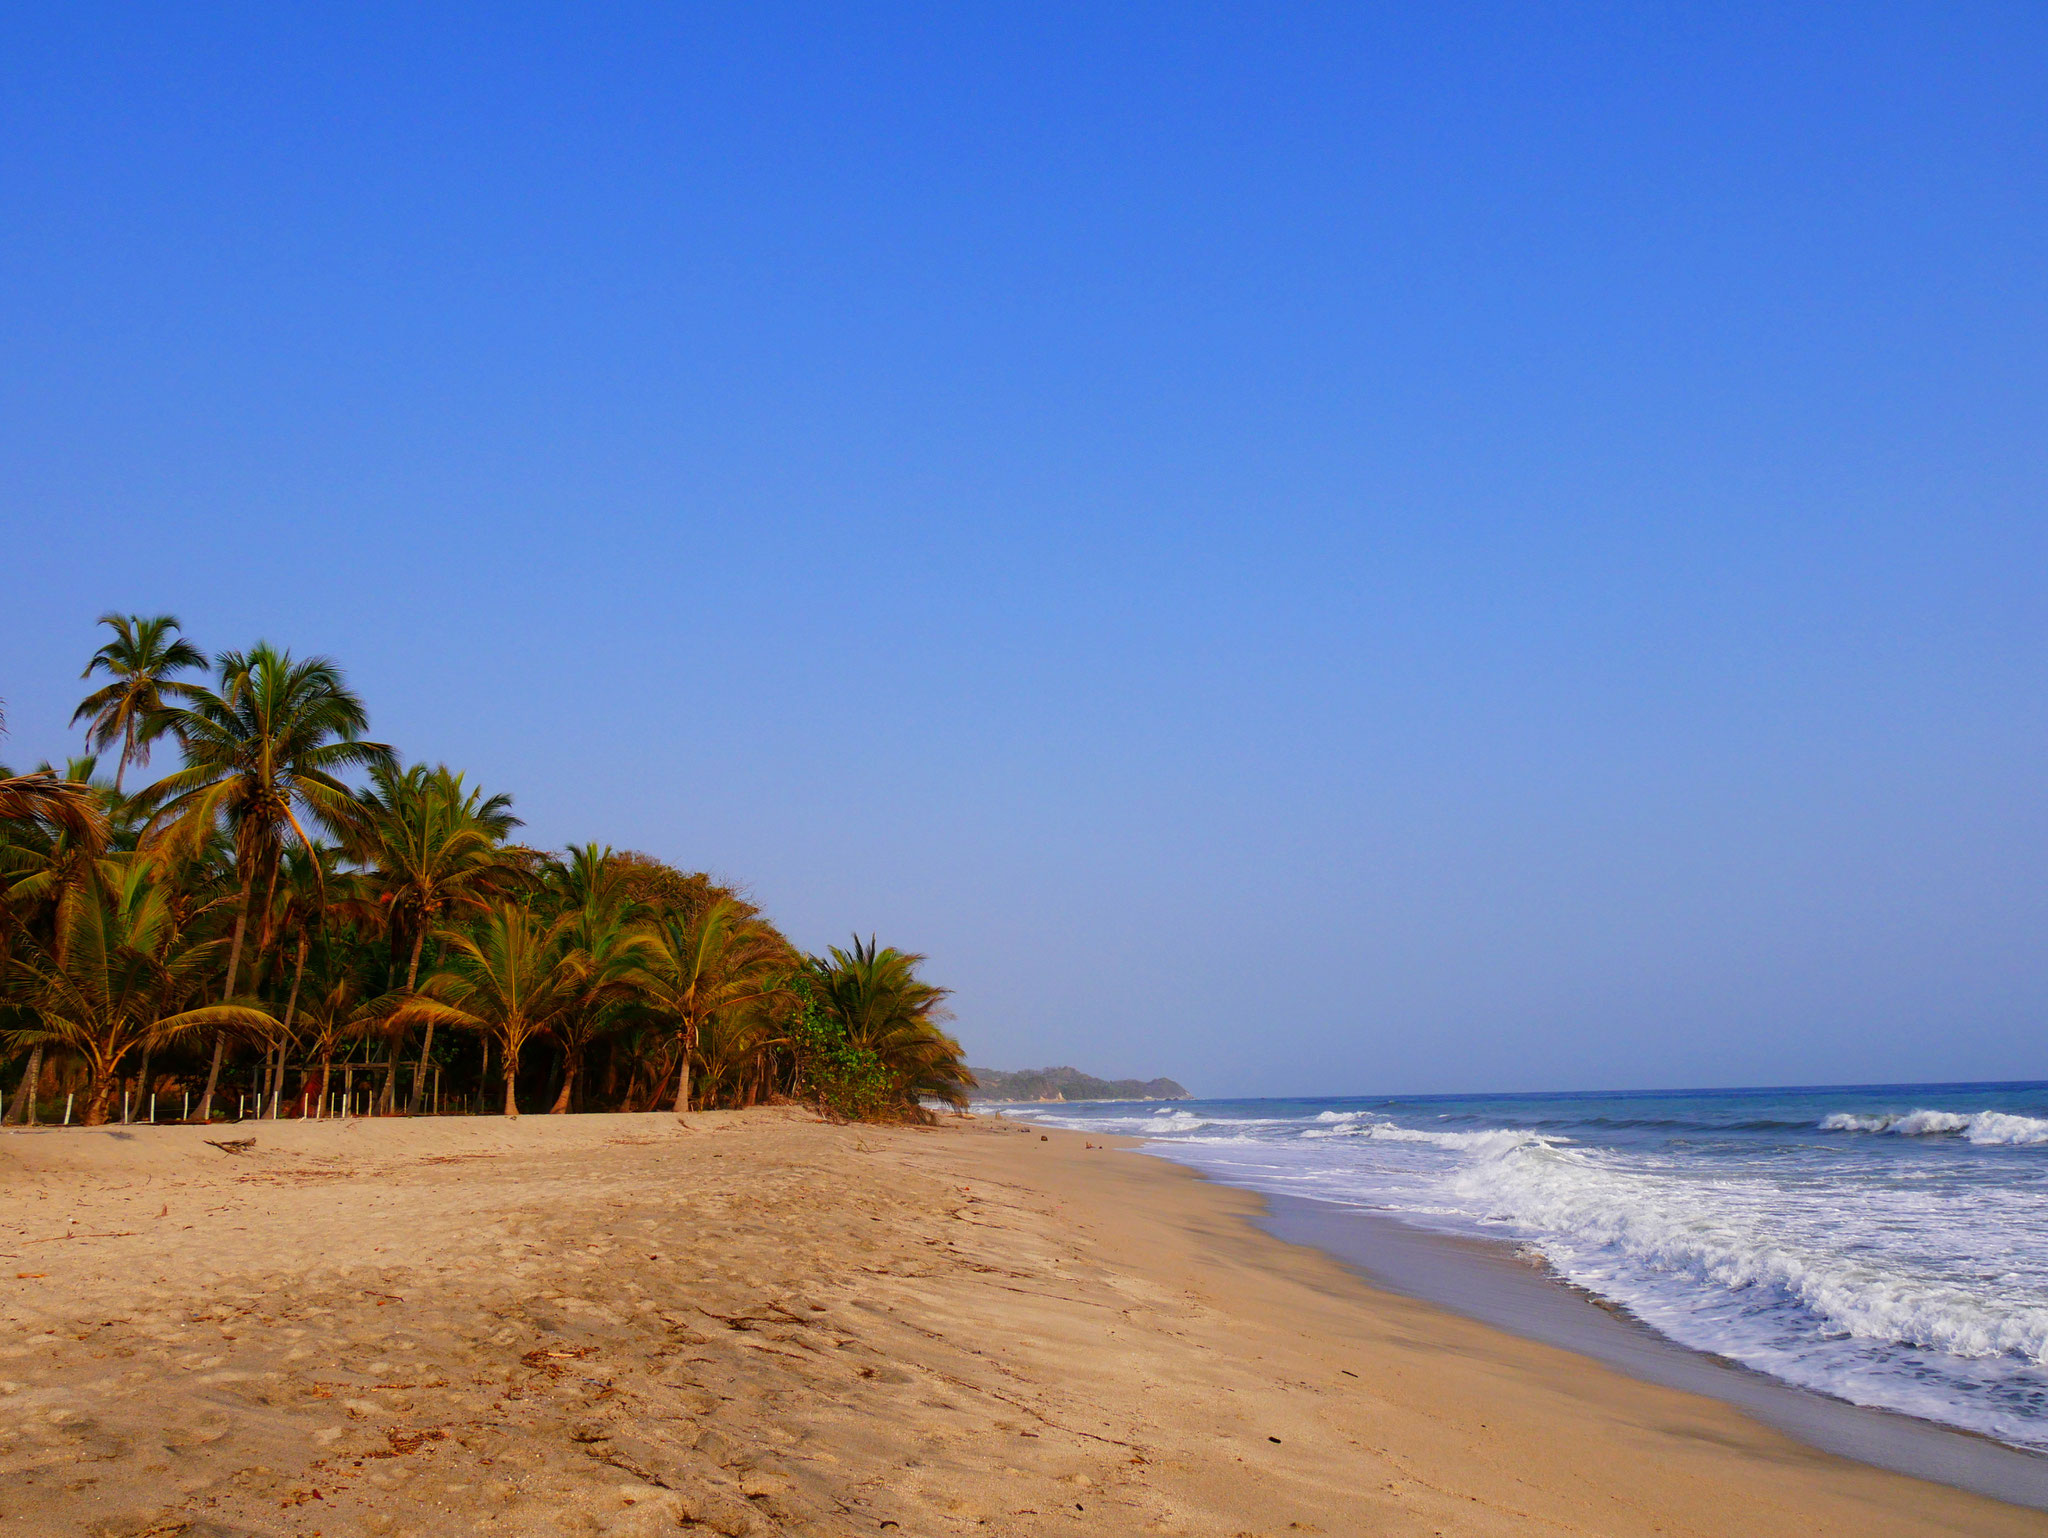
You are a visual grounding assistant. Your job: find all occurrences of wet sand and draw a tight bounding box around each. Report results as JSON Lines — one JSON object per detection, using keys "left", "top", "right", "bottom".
{"left": 1256, "top": 1193, "right": 2048, "bottom": 1509}
{"left": 1, "top": 1109, "right": 2039, "bottom": 1536}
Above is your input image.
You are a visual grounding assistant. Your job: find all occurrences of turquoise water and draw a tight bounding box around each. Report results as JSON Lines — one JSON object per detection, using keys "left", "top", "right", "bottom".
{"left": 993, "top": 1082, "right": 2048, "bottom": 1452}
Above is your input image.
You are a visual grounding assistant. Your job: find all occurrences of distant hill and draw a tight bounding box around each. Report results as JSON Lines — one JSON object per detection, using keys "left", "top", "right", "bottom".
{"left": 967, "top": 1066, "right": 1190, "bottom": 1102}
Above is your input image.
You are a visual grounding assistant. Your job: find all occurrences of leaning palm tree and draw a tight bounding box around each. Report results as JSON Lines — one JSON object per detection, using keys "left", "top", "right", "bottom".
{"left": 351, "top": 762, "right": 521, "bottom": 1112}
{"left": 637, "top": 897, "right": 792, "bottom": 1115}
{"left": 71, "top": 613, "right": 207, "bottom": 794}
{"left": 138, "top": 644, "right": 391, "bottom": 1120}
{"left": 414, "top": 902, "right": 585, "bottom": 1118}
{"left": 1, "top": 860, "right": 275, "bottom": 1124}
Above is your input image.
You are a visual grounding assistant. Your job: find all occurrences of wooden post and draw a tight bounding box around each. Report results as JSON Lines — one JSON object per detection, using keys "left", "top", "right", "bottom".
{"left": 149, "top": 1094, "right": 156, "bottom": 1124}
{"left": 63, "top": 1093, "right": 73, "bottom": 1125}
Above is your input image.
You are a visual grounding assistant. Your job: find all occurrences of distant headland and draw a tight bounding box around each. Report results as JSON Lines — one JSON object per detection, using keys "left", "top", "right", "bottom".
{"left": 968, "top": 1066, "right": 1190, "bottom": 1102}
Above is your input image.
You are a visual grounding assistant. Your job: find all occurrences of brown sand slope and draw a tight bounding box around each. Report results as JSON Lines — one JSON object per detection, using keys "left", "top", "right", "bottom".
{"left": 0, "top": 1110, "right": 2035, "bottom": 1537}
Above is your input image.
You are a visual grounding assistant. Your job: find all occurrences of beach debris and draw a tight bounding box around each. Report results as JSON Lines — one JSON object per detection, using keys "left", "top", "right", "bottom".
{"left": 203, "top": 1138, "right": 256, "bottom": 1155}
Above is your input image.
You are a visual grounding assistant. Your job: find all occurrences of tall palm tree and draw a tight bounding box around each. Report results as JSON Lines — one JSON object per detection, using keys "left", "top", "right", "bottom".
{"left": 71, "top": 613, "right": 207, "bottom": 794}
{"left": 352, "top": 762, "right": 521, "bottom": 1112}
{"left": 809, "top": 936, "right": 972, "bottom": 1111}
{"left": 139, "top": 643, "right": 391, "bottom": 1120}
{"left": 638, "top": 897, "right": 791, "bottom": 1115}
{"left": 2, "top": 860, "right": 274, "bottom": 1124}
{"left": 414, "top": 902, "right": 585, "bottom": 1118}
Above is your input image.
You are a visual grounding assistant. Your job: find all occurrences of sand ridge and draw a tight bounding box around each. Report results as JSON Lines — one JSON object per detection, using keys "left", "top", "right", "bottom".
{"left": 0, "top": 1110, "right": 2037, "bottom": 1536}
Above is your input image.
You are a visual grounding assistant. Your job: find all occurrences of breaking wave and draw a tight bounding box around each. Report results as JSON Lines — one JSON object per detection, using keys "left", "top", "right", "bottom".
{"left": 1452, "top": 1136, "right": 2048, "bottom": 1365}
{"left": 1819, "top": 1109, "right": 2048, "bottom": 1145}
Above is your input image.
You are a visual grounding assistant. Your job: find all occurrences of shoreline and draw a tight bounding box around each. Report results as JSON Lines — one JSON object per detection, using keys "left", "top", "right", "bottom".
{"left": 2, "top": 1109, "right": 2040, "bottom": 1535}
{"left": 1252, "top": 1188, "right": 2048, "bottom": 1510}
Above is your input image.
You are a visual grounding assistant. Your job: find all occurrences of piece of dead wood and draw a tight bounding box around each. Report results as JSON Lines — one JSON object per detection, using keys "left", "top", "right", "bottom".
{"left": 204, "top": 1138, "right": 256, "bottom": 1154}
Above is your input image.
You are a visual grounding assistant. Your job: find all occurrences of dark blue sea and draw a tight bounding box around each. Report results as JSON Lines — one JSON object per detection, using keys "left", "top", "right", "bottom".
{"left": 992, "top": 1082, "right": 2048, "bottom": 1453}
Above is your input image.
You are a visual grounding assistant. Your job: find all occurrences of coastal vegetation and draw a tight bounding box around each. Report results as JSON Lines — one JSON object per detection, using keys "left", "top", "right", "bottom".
{"left": 0, "top": 613, "right": 972, "bottom": 1127}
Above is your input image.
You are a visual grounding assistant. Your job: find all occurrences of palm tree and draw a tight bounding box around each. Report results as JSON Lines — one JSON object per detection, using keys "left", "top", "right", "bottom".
{"left": 541, "top": 846, "right": 652, "bottom": 1113}
{"left": 0, "top": 758, "right": 120, "bottom": 946}
{"left": 254, "top": 842, "right": 357, "bottom": 1116}
{"left": 291, "top": 932, "right": 399, "bottom": 1114}
{"left": 71, "top": 613, "right": 207, "bottom": 794}
{"left": 638, "top": 897, "right": 792, "bottom": 1115}
{"left": 0, "top": 769, "right": 107, "bottom": 849}
{"left": 351, "top": 763, "right": 521, "bottom": 1112}
{"left": 415, "top": 902, "right": 585, "bottom": 1118}
{"left": 1, "top": 698, "right": 108, "bottom": 853}
{"left": 2, "top": 860, "right": 275, "bottom": 1124}
{"left": 809, "top": 936, "right": 973, "bottom": 1111}
{"left": 138, "top": 644, "right": 391, "bottom": 1120}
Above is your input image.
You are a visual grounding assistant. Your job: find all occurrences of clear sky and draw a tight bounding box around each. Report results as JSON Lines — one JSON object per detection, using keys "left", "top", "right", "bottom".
{"left": 4, "top": 5, "right": 2045, "bottom": 1096}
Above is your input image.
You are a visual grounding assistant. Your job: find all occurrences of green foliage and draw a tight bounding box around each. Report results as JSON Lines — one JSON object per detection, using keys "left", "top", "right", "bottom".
{"left": 787, "top": 975, "right": 897, "bottom": 1121}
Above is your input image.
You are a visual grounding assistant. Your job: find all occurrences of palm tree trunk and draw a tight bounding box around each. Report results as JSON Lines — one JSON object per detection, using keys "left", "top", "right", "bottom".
{"left": 83, "top": 1067, "right": 119, "bottom": 1127}
{"left": 195, "top": 876, "right": 253, "bottom": 1122}
{"left": 4, "top": 1043, "right": 42, "bottom": 1125}
{"left": 271, "top": 937, "right": 306, "bottom": 1119}
{"left": 382, "top": 927, "right": 429, "bottom": 1115}
{"left": 670, "top": 1024, "right": 694, "bottom": 1115}
{"left": 404, "top": 1020, "right": 437, "bottom": 1116}
{"left": 548, "top": 1048, "right": 578, "bottom": 1114}
{"left": 502, "top": 1036, "right": 519, "bottom": 1118}
{"left": 194, "top": 1032, "right": 228, "bottom": 1123}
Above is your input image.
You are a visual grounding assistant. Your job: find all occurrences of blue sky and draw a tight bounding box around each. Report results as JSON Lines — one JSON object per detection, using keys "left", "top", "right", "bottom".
{"left": 4, "top": 5, "right": 2045, "bottom": 1095}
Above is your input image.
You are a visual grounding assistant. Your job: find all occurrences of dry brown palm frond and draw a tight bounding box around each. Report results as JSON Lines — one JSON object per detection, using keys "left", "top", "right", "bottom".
{"left": 0, "top": 772, "right": 108, "bottom": 851}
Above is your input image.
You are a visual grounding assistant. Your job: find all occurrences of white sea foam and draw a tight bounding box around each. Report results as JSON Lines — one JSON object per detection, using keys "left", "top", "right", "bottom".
{"left": 1452, "top": 1138, "right": 2048, "bottom": 1364}
{"left": 1819, "top": 1109, "right": 2048, "bottom": 1144}
{"left": 1300, "top": 1117, "right": 1549, "bottom": 1156}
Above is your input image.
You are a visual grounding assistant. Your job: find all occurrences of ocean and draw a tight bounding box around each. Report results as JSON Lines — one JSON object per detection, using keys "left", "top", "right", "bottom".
{"left": 990, "top": 1081, "right": 2048, "bottom": 1456}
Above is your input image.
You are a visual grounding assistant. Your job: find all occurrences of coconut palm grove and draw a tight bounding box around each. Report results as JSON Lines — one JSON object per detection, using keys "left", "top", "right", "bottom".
{"left": 0, "top": 612, "right": 973, "bottom": 1128}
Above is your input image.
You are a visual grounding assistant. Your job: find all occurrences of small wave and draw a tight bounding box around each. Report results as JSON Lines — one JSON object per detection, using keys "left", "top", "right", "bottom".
{"left": 1819, "top": 1109, "right": 2048, "bottom": 1145}
{"left": 1300, "top": 1118, "right": 1549, "bottom": 1155}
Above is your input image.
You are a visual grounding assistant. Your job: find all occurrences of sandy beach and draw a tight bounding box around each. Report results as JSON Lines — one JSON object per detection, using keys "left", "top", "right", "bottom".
{"left": 1, "top": 1109, "right": 2037, "bottom": 1538}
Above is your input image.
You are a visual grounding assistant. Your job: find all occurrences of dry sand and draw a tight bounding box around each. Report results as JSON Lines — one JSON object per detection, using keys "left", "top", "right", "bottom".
{"left": 0, "top": 1108, "right": 2037, "bottom": 1537}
